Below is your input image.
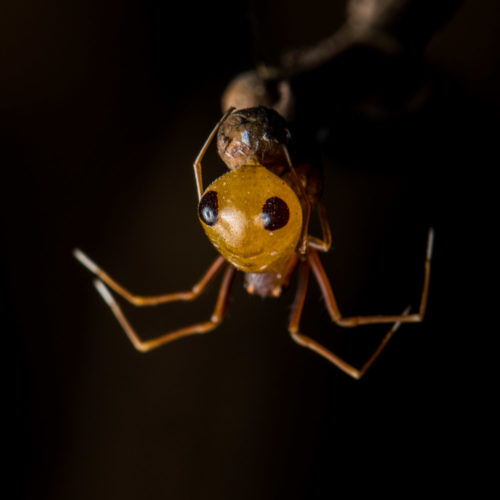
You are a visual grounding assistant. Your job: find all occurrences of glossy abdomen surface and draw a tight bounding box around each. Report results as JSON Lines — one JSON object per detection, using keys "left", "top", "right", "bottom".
{"left": 198, "top": 165, "right": 303, "bottom": 273}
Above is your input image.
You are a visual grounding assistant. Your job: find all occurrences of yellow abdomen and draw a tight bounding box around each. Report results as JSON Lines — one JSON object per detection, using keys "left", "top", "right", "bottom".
{"left": 198, "top": 165, "right": 303, "bottom": 273}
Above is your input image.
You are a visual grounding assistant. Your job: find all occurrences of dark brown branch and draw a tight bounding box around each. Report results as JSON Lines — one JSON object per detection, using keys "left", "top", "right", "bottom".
{"left": 264, "top": 0, "right": 463, "bottom": 80}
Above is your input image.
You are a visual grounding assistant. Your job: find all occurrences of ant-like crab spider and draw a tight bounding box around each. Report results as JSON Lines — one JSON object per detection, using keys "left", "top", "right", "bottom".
{"left": 75, "top": 106, "right": 433, "bottom": 379}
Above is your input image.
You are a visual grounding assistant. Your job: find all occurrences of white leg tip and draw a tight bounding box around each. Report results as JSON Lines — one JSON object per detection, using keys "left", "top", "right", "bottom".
{"left": 427, "top": 228, "right": 435, "bottom": 260}
{"left": 93, "top": 279, "right": 116, "bottom": 307}
{"left": 73, "top": 248, "right": 99, "bottom": 274}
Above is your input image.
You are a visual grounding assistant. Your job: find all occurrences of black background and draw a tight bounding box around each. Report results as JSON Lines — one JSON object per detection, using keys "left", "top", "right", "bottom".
{"left": 2, "top": 1, "right": 498, "bottom": 498}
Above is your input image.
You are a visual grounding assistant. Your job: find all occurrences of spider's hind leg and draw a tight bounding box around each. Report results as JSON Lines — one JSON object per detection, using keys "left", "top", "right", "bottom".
{"left": 309, "top": 228, "right": 433, "bottom": 326}
{"left": 288, "top": 261, "right": 409, "bottom": 379}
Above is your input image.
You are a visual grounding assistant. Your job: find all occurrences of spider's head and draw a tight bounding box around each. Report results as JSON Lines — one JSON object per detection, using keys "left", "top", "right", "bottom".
{"left": 198, "top": 165, "right": 303, "bottom": 273}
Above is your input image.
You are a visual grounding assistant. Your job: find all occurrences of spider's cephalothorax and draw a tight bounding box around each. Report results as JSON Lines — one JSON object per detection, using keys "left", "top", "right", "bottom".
{"left": 216, "top": 106, "right": 291, "bottom": 174}
{"left": 200, "top": 107, "right": 304, "bottom": 279}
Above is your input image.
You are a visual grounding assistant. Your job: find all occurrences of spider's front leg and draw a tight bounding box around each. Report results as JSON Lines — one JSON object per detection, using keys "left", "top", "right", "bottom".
{"left": 74, "top": 250, "right": 236, "bottom": 352}
{"left": 193, "top": 107, "right": 235, "bottom": 200}
{"left": 74, "top": 250, "right": 227, "bottom": 306}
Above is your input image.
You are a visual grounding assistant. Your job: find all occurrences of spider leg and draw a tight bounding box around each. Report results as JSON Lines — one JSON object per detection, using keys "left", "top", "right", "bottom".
{"left": 288, "top": 262, "right": 409, "bottom": 379}
{"left": 282, "top": 145, "right": 311, "bottom": 255}
{"left": 74, "top": 249, "right": 226, "bottom": 307}
{"left": 308, "top": 228, "right": 433, "bottom": 326}
{"left": 93, "top": 265, "right": 237, "bottom": 353}
{"left": 193, "top": 107, "right": 235, "bottom": 200}
{"left": 308, "top": 200, "right": 332, "bottom": 252}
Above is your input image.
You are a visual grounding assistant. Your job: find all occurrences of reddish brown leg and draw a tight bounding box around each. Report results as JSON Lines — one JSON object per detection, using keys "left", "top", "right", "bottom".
{"left": 193, "top": 107, "right": 235, "bottom": 200}
{"left": 282, "top": 145, "right": 312, "bottom": 255}
{"left": 74, "top": 249, "right": 226, "bottom": 307}
{"left": 288, "top": 262, "right": 409, "bottom": 379}
{"left": 308, "top": 201, "right": 332, "bottom": 252}
{"left": 308, "top": 228, "right": 433, "bottom": 326}
{"left": 94, "top": 265, "right": 237, "bottom": 352}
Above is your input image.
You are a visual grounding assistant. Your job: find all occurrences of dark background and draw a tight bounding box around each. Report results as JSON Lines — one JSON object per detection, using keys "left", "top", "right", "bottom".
{"left": 2, "top": 1, "right": 498, "bottom": 498}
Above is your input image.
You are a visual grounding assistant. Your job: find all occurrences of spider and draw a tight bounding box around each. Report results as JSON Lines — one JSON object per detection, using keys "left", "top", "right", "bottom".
{"left": 74, "top": 105, "right": 433, "bottom": 379}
